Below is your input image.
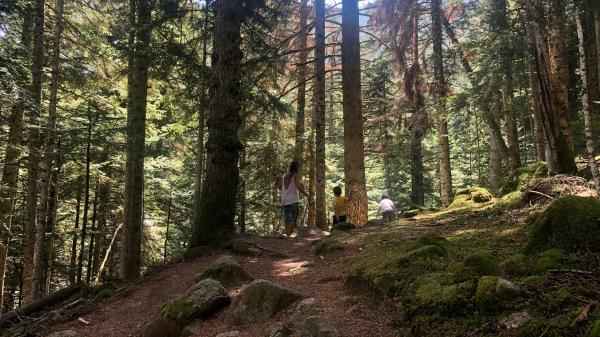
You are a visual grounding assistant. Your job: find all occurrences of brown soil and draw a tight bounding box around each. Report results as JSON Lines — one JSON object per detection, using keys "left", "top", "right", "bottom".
{"left": 41, "top": 233, "right": 400, "bottom": 337}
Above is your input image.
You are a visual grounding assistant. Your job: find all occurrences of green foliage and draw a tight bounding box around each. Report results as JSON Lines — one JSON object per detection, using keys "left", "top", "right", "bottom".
{"left": 449, "top": 188, "right": 493, "bottom": 208}
{"left": 525, "top": 196, "right": 600, "bottom": 253}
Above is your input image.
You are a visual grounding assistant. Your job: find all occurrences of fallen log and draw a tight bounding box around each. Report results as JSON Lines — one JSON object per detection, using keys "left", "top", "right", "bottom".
{"left": 0, "top": 285, "right": 81, "bottom": 328}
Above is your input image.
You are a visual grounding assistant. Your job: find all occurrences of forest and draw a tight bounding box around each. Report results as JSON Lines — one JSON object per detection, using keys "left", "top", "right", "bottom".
{"left": 1, "top": 0, "right": 600, "bottom": 335}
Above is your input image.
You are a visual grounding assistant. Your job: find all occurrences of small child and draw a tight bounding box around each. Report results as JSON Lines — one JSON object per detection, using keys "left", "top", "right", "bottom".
{"left": 378, "top": 194, "right": 396, "bottom": 222}
{"left": 332, "top": 186, "right": 347, "bottom": 224}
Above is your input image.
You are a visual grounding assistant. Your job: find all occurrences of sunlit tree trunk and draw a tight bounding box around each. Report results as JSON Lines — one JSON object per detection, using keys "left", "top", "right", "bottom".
{"left": 122, "top": 0, "right": 151, "bottom": 279}
{"left": 410, "top": 3, "right": 425, "bottom": 206}
{"left": 529, "top": 59, "right": 546, "bottom": 162}
{"left": 191, "top": 0, "right": 253, "bottom": 247}
{"left": 342, "top": 0, "right": 368, "bottom": 225}
{"left": 77, "top": 117, "right": 92, "bottom": 284}
{"left": 314, "top": 0, "right": 327, "bottom": 229}
{"left": 576, "top": 5, "right": 600, "bottom": 197}
{"left": 295, "top": 0, "right": 308, "bottom": 163}
{"left": 92, "top": 167, "right": 110, "bottom": 276}
{"left": 431, "top": 0, "right": 453, "bottom": 206}
{"left": 0, "top": 13, "right": 33, "bottom": 309}
{"left": 69, "top": 183, "right": 82, "bottom": 285}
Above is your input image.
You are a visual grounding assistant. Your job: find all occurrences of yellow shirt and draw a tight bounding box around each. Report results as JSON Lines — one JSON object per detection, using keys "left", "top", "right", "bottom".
{"left": 332, "top": 196, "right": 347, "bottom": 217}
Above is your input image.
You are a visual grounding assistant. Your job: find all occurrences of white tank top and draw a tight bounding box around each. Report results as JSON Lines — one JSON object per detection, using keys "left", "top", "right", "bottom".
{"left": 281, "top": 173, "right": 300, "bottom": 205}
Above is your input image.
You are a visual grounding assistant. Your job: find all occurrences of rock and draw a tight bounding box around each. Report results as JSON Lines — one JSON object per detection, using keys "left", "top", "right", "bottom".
{"left": 499, "top": 311, "right": 533, "bottom": 329}
{"left": 215, "top": 332, "right": 241, "bottom": 337}
{"left": 265, "top": 323, "right": 293, "bottom": 337}
{"left": 195, "top": 255, "right": 254, "bottom": 288}
{"left": 139, "top": 316, "right": 183, "bottom": 337}
{"left": 297, "top": 226, "right": 326, "bottom": 237}
{"left": 463, "top": 251, "right": 499, "bottom": 277}
{"left": 229, "top": 279, "right": 302, "bottom": 324}
{"left": 300, "top": 261, "right": 314, "bottom": 268}
{"left": 475, "top": 276, "right": 521, "bottom": 313}
{"left": 501, "top": 161, "right": 547, "bottom": 194}
{"left": 525, "top": 196, "right": 600, "bottom": 253}
{"left": 181, "top": 320, "right": 203, "bottom": 337}
{"left": 311, "top": 237, "right": 344, "bottom": 255}
{"left": 330, "top": 222, "right": 355, "bottom": 231}
{"left": 401, "top": 245, "right": 446, "bottom": 263}
{"left": 289, "top": 298, "right": 324, "bottom": 328}
{"left": 364, "top": 219, "right": 386, "bottom": 227}
{"left": 500, "top": 254, "right": 530, "bottom": 277}
{"left": 449, "top": 187, "right": 493, "bottom": 208}
{"left": 405, "top": 273, "right": 475, "bottom": 316}
{"left": 497, "top": 191, "right": 523, "bottom": 209}
{"left": 415, "top": 234, "right": 448, "bottom": 252}
{"left": 297, "top": 316, "right": 339, "bottom": 337}
{"left": 48, "top": 331, "right": 82, "bottom": 337}
{"left": 532, "top": 249, "right": 565, "bottom": 274}
{"left": 230, "top": 239, "right": 266, "bottom": 256}
{"left": 162, "top": 278, "right": 230, "bottom": 323}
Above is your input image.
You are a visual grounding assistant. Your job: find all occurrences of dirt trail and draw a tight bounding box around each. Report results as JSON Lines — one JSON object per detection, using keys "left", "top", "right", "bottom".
{"left": 42, "top": 233, "right": 399, "bottom": 337}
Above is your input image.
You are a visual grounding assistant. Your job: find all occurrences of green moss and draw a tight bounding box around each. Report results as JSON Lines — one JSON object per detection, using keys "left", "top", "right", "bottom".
{"left": 532, "top": 249, "right": 565, "bottom": 274}
{"left": 475, "top": 276, "right": 498, "bottom": 313}
{"left": 415, "top": 234, "right": 448, "bottom": 253}
{"left": 497, "top": 191, "right": 524, "bottom": 209}
{"left": 450, "top": 187, "right": 493, "bottom": 208}
{"left": 525, "top": 196, "right": 600, "bottom": 254}
{"left": 544, "top": 288, "right": 571, "bottom": 312}
{"left": 95, "top": 288, "right": 113, "bottom": 300}
{"left": 463, "top": 251, "right": 499, "bottom": 277}
{"left": 523, "top": 275, "right": 544, "bottom": 289}
{"left": 501, "top": 162, "right": 548, "bottom": 194}
{"left": 589, "top": 319, "right": 600, "bottom": 337}
{"left": 160, "top": 297, "right": 196, "bottom": 323}
{"left": 331, "top": 222, "right": 355, "bottom": 231}
{"left": 312, "top": 237, "right": 344, "bottom": 255}
{"left": 500, "top": 254, "right": 530, "bottom": 277}
{"left": 405, "top": 273, "right": 475, "bottom": 316}
{"left": 400, "top": 245, "right": 446, "bottom": 264}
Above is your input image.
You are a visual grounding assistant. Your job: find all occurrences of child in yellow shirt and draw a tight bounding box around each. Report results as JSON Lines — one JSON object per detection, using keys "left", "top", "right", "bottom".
{"left": 332, "top": 186, "right": 347, "bottom": 224}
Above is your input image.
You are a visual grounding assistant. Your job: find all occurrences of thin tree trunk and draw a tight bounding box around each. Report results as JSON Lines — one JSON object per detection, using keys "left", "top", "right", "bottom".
{"left": 164, "top": 192, "right": 171, "bottom": 262}
{"left": 43, "top": 138, "right": 61, "bottom": 294}
{"left": 576, "top": 5, "right": 600, "bottom": 197}
{"left": 490, "top": 125, "right": 504, "bottom": 192}
{"left": 0, "top": 13, "right": 34, "bottom": 309}
{"left": 26, "top": 0, "right": 47, "bottom": 304}
{"left": 410, "top": 3, "right": 425, "bottom": 206}
{"left": 314, "top": 0, "right": 327, "bottom": 229}
{"left": 94, "top": 223, "right": 123, "bottom": 285}
{"left": 122, "top": 0, "right": 151, "bottom": 279}
{"left": 86, "top": 180, "right": 99, "bottom": 284}
{"left": 77, "top": 116, "right": 92, "bottom": 284}
{"left": 238, "top": 147, "right": 246, "bottom": 233}
{"left": 92, "top": 165, "right": 109, "bottom": 277}
{"left": 529, "top": 58, "right": 546, "bottom": 161}
{"left": 190, "top": 0, "right": 253, "bottom": 247}
{"left": 69, "top": 183, "right": 82, "bottom": 286}
{"left": 431, "top": 0, "right": 453, "bottom": 207}
{"left": 294, "top": 0, "right": 309, "bottom": 163}
{"left": 342, "top": 0, "right": 368, "bottom": 225}
{"left": 307, "top": 129, "right": 316, "bottom": 227}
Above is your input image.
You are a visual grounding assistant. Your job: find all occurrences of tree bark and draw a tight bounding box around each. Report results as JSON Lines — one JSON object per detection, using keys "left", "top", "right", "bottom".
{"left": 25, "top": 0, "right": 47, "bottom": 304}
{"left": 77, "top": 116, "right": 92, "bottom": 284}
{"left": 431, "top": 0, "right": 453, "bottom": 206}
{"left": 595, "top": 8, "right": 600, "bottom": 94}
{"left": 43, "top": 138, "right": 61, "bottom": 294}
{"left": 0, "top": 12, "right": 34, "bottom": 310}
{"left": 92, "top": 166, "right": 109, "bottom": 277}
{"left": 314, "top": 0, "right": 327, "bottom": 229}
{"left": 529, "top": 59, "right": 546, "bottom": 162}
{"left": 86, "top": 180, "right": 99, "bottom": 284}
{"left": 409, "top": 2, "right": 425, "bottom": 206}
{"left": 190, "top": 0, "right": 253, "bottom": 247}
{"left": 69, "top": 184, "right": 82, "bottom": 285}
{"left": 121, "top": 0, "right": 151, "bottom": 279}
{"left": 294, "top": 0, "right": 309, "bottom": 163}
{"left": 342, "top": 0, "right": 368, "bottom": 225}
{"left": 575, "top": 5, "right": 600, "bottom": 198}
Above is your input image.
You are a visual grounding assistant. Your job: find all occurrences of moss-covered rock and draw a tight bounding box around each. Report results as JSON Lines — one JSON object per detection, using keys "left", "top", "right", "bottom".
{"left": 93, "top": 282, "right": 117, "bottom": 300}
{"left": 415, "top": 234, "right": 448, "bottom": 253}
{"left": 288, "top": 298, "right": 324, "bottom": 329}
{"left": 544, "top": 288, "right": 571, "bottom": 312}
{"left": 475, "top": 276, "right": 521, "bottom": 313}
{"left": 311, "top": 236, "right": 344, "bottom": 255}
{"left": 500, "top": 254, "right": 530, "bottom": 277}
{"left": 497, "top": 191, "right": 524, "bottom": 209}
{"left": 229, "top": 279, "right": 302, "bottom": 324}
{"left": 404, "top": 273, "right": 475, "bottom": 316}
{"left": 589, "top": 319, "right": 600, "bottom": 337}
{"left": 297, "top": 316, "right": 339, "bottom": 337}
{"left": 449, "top": 187, "right": 493, "bottom": 208}
{"left": 463, "top": 251, "right": 499, "bottom": 277}
{"left": 195, "top": 255, "right": 253, "bottom": 288}
{"left": 532, "top": 249, "right": 565, "bottom": 274}
{"left": 139, "top": 316, "right": 183, "bottom": 337}
{"left": 161, "top": 278, "right": 230, "bottom": 324}
{"left": 230, "top": 239, "right": 266, "bottom": 256}
{"left": 403, "top": 209, "right": 421, "bottom": 218}
{"left": 524, "top": 196, "right": 600, "bottom": 254}
{"left": 501, "top": 162, "right": 548, "bottom": 194}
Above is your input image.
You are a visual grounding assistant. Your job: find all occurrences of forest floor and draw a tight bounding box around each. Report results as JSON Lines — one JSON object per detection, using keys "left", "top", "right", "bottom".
{"left": 38, "top": 198, "right": 600, "bottom": 337}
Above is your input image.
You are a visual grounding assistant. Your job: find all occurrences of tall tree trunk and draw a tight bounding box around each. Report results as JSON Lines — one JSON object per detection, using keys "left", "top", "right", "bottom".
{"left": 69, "top": 183, "right": 82, "bottom": 286}
{"left": 314, "top": 0, "right": 327, "bottom": 229}
{"left": 77, "top": 118, "right": 92, "bottom": 284}
{"left": 43, "top": 138, "right": 61, "bottom": 294}
{"left": 595, "top": 8, "right": 600, "bottom": 93}
{"left": 192, "top": 0, "right": 210, "bottom": 231}
{"left": 529, "top": 59, "right": 546, "bottom": 162}
{"left": 547, "top": 0, "right": 576, "bottom": 158}
{"left": 86, "top": 180, "right": 99, "bottom": 284}
{"left": 92, "top": 167, "right": 109, "bottom": 277}
{"left": 341, "top": 0, "right": 368, "bottom": 225}
{"left": 307, "top": 129, "right": 316, "bottom": 227}
{"left": 0, "top": 12, "right": 34, "bottom": 310}
{"left": 490, "top": 126, "right": 505, "bottom": 192}
{"left": 238, "top": 146, "right": 246, "bottom": 233}
{"left": 431, "top": 0, "right": 453, "bottom": 206}
{"left": 121, "top": 0, "right": 151, "bottom": 279}
{"left": 585, "top": 0, "right": 600, "bottom": 116}
{"left": 25, "top": 0, "right": 47, "bottom": 304}
{"left": 576, "top": 5, "right": 600, "bottom": 197}
{"left": 410, "top": 3, "right": 425, "bottom": 206}
{"left": 294, "top": 0, "right": 309, "bottom": 163}
{"left": 190, "top": 0, "right": 253, "bottom": 247}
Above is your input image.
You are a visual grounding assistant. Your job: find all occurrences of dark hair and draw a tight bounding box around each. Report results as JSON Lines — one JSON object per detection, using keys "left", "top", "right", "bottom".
{"left": 289, "top": 161, "right": 300, "bottom": 174}
{"left": 333, "top": 186, "right": 342, "bottom": 196}
{"left": 381, "top": 194, "right": 388, "bottom": 200}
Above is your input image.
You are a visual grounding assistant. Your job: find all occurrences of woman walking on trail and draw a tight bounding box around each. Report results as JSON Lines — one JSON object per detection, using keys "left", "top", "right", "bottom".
{"left": 279, "top": 161, "right": 309, "bottom": 237}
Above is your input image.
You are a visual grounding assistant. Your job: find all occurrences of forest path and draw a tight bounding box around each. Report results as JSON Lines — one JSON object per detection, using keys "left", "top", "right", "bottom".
{"left": 42, "top": 231, "right": 402, "bottom": 337}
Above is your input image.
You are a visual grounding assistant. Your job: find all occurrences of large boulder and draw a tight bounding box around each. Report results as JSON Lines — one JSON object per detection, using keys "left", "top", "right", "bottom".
{"left": 525, "top": 196, "right": 600, "bottom": 253}
{"left": 449, "top": 187, "right": 493, "bottom": 208}
{"left": 229, "top": 279, "right": 302, "bottom": 324}
{"left": 297, "top": 316, "right": 339, "bottom": 337}
{"left": 405, "top": 273, "right": 475, "bottom": 316}
{"left": 162, "top": 278, "right": 230, "bottom": 323}
{"left": 311, "top": 237, "right": 344, "bottom": 256}
{"left": 140, "top": 316, "right": 183, "bottom": 337}
{"left": 475, "top": 276, "right": 521, "bottom": 313}
{"left": 265, "top": 323, "right": 293, "bottom": 337}
{"left": 462, "top": 251, "right": 499, "bottom": 277}
{"left": 48, "top": 331, "right": 82, "bottom": 337}
{"left": 230, "top": 239, "right": 266, "bottom": 256}
{"left": 195, "top": 255, "right": 253, "bottom": 288}
{"left": 288, "top": 298, "right": 324, "bottom": 329}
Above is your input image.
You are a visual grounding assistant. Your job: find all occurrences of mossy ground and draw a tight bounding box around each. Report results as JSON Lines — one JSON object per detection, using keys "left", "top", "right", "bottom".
{"left": 449, "top": 187, "right": 494, "bottom": 208}
{"left": 343, "top": 197, "right": 600, "bottom": 337}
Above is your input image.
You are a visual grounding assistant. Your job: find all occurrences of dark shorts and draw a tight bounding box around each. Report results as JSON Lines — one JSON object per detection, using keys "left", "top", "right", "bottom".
{"left": 382, "top": 210, "right": 395, "bottom": 221}
{"left": 332, "top": 215, "right": 347, "bottom": 224}
{"left": 282, "top": 203, "right": 299, "bottom": 224}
